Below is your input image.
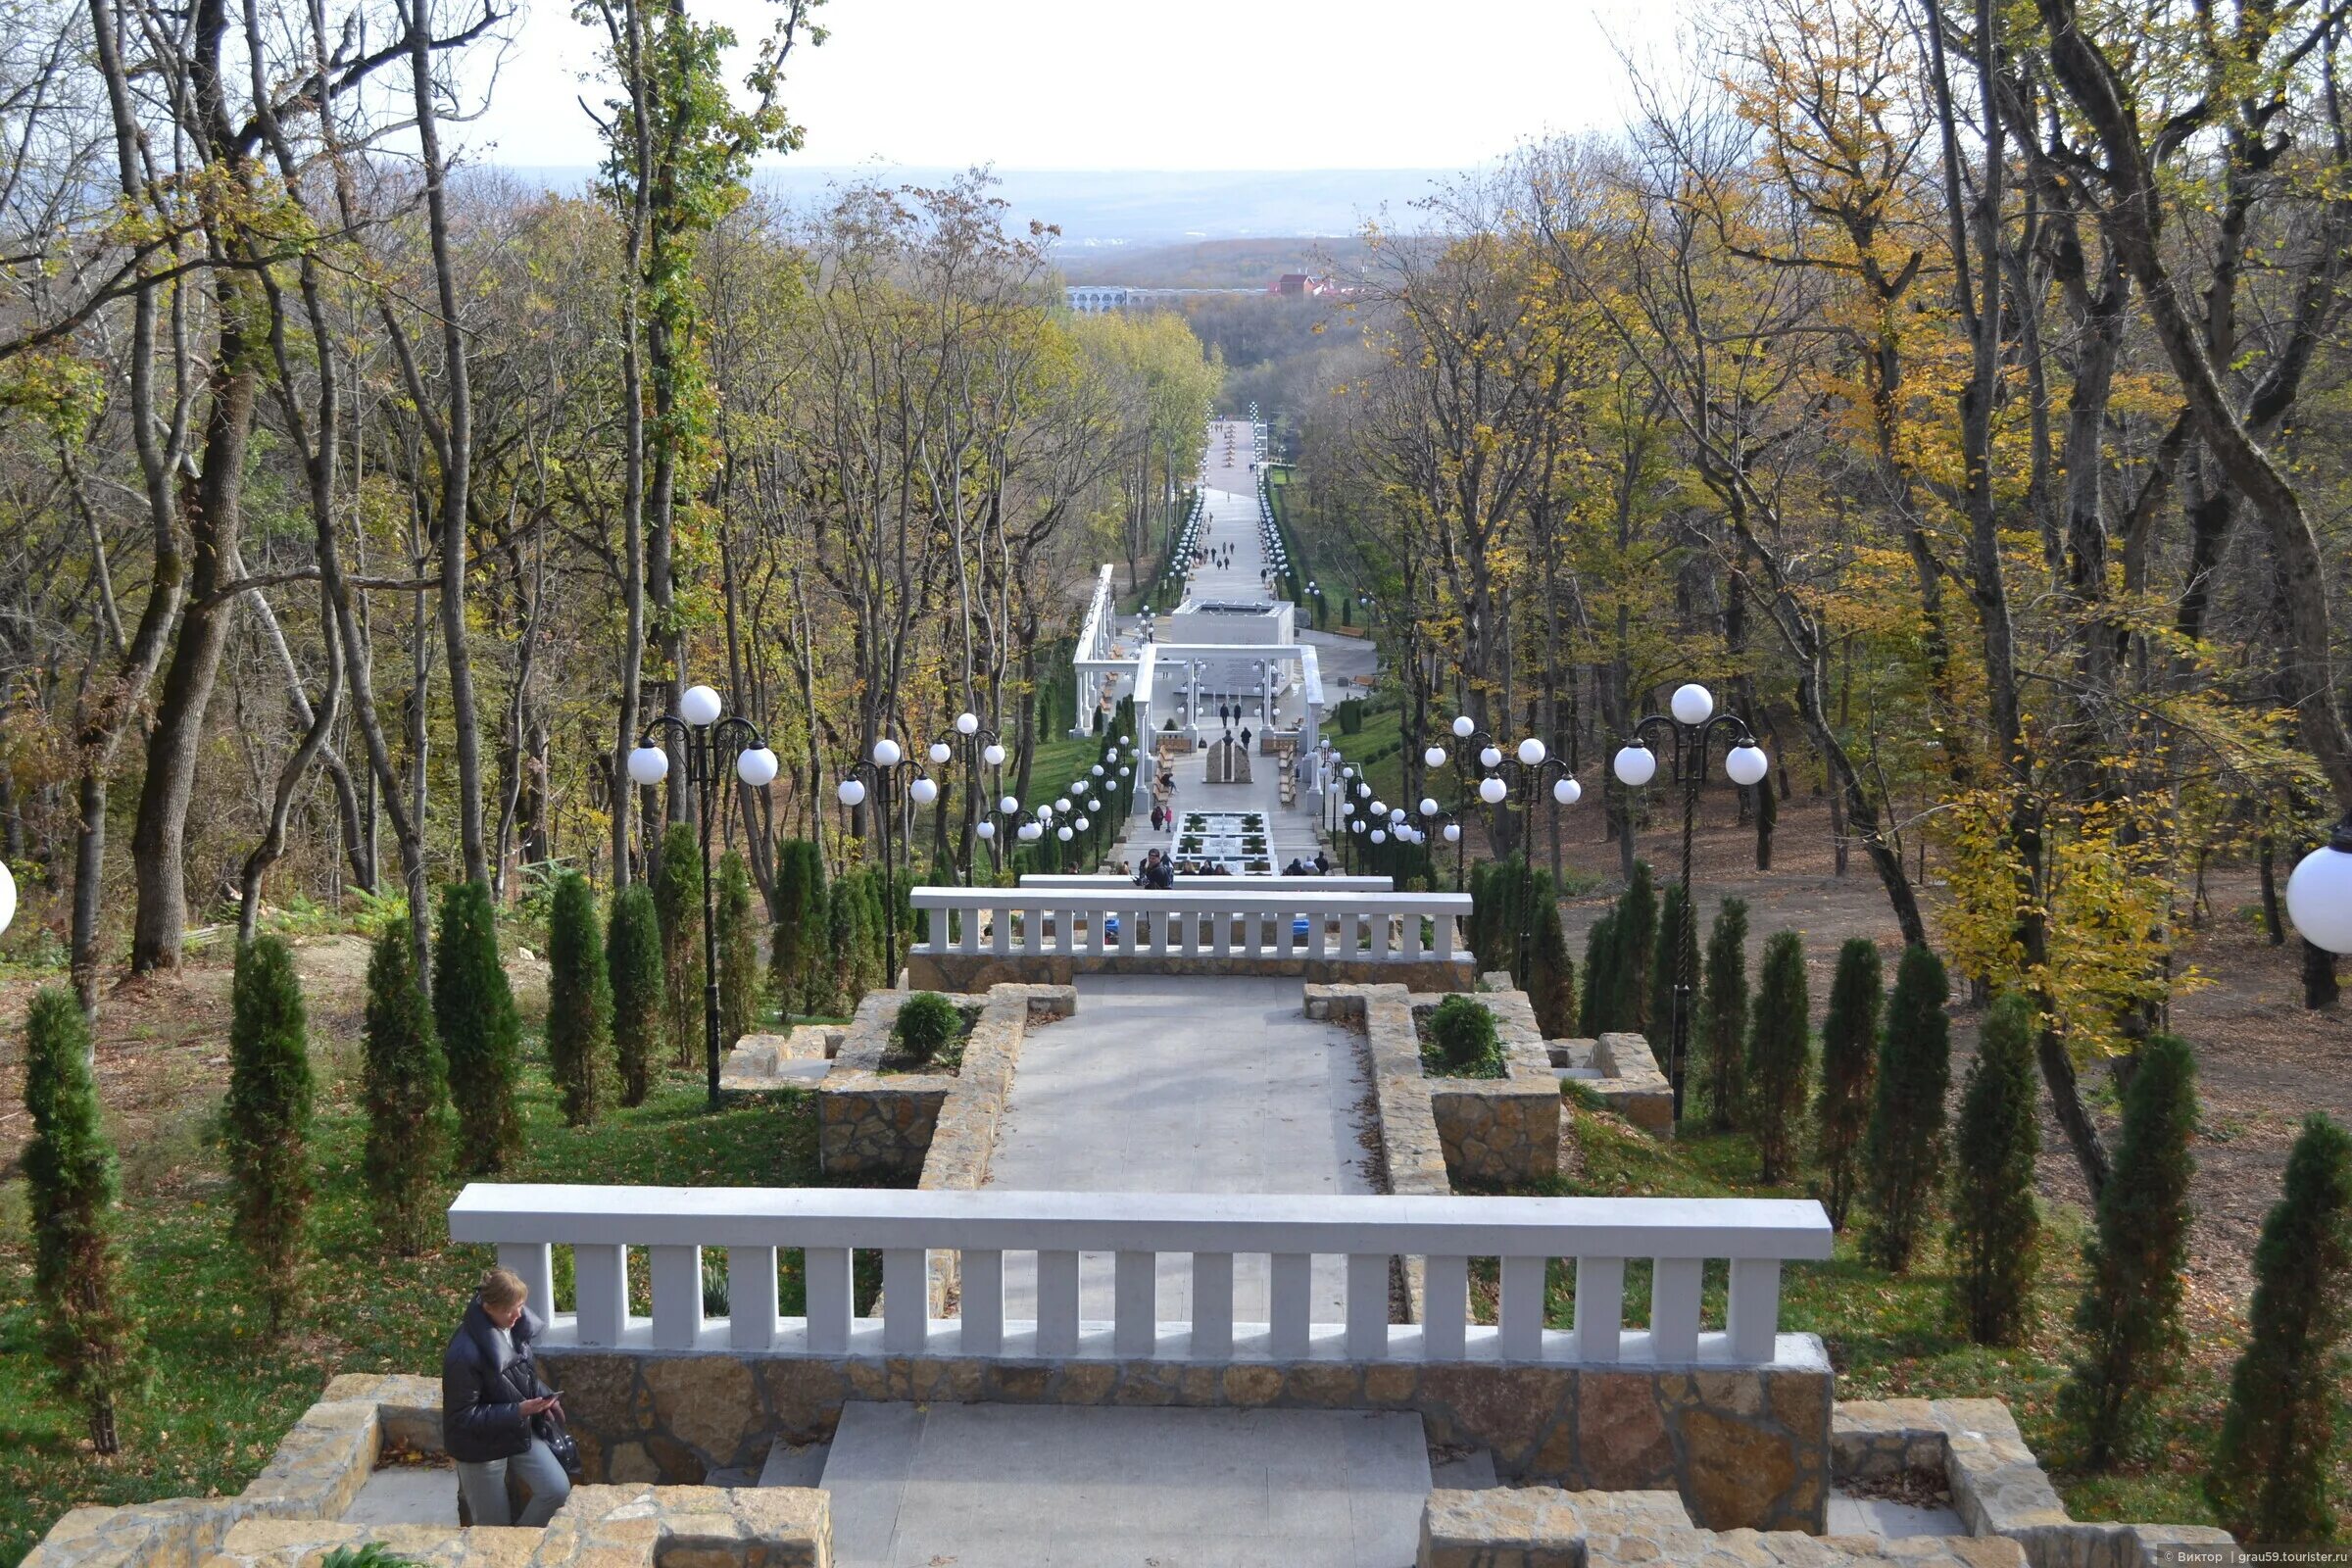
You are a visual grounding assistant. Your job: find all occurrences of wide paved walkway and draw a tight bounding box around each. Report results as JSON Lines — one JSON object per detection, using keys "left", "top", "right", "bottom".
{"left": 988, "top": 973, "right": 1374, "bottom": 1322}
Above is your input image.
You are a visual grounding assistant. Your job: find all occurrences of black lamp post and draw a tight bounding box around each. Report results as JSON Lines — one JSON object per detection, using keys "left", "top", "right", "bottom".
{"left": 1611, "top": 682, "right": 1770, "bottom": 1121}
{"left": 936, "top": 711, "right": 1007, "bottom": 884}
{"left": 837, "top": 736, "right": 937, "bottom": 995}
{"left": 626, "top": 683, "right": 778, "bottom": 1109}
{"left": 1427, "top": 714, "right": 1511, "bottom": 891}
{"left": 1478, "top": 738, "right": 1584, "bottom": 981}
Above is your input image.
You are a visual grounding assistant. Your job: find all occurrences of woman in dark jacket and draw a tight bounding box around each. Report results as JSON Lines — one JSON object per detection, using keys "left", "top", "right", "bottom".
{"left": 443, "top": 1267, "right": 570, "bottom": 1526}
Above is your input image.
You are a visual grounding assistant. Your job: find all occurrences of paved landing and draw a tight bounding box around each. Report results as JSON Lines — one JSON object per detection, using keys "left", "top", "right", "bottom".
{"left": 822, "top": 1401, "right": 1431, "bottom": 1568}
{"left": 988, "top": 973, "right": 1374, "bottom": 1321}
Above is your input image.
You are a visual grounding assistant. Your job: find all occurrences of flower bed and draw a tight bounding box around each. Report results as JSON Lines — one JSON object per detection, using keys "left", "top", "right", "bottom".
{"left": 1172, "top": 809, "right": 1274, "bottom": 874}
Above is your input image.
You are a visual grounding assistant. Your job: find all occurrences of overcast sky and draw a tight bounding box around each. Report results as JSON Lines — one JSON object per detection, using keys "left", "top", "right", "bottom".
{"left": 462, "top": 0, "right": 1675, "bottom": 172}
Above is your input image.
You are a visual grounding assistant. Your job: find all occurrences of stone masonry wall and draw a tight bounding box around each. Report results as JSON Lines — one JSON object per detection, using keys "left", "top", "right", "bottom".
{"left": 816, "top": 984, "right": 1069, "bottom": 1180}
{"left": 1832, "top": 1399, "right": 2233, "bottom": 1568}
{"left": 534, "top": 1344, "right": 1833, "bottom": 1533}
{"left": 1425, "top": 974, "right": 1562, "bottom": 1186}
{"left": 1417, "top": 1485, "right": 2029, "bottom": 1568}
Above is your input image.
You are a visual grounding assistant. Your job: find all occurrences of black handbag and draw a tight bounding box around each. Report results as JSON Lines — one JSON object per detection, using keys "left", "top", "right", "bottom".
{"left": 535, "top": 1409, "right": 584, "bottom": 1479}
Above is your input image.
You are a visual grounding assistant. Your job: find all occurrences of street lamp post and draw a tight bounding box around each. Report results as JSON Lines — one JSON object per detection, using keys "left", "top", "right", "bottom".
{"left": 1479, "top": 737, "right": 1584, "bottom": 980}
{"left": 940, "top": 710, "right": 1008, "bottom": 884}
{"left": 838, "top": 736, "right": 937, "bottom": 997}
{"left": 1612, "top": 682, "right": 1771, "bottom": 1121}
{"left": 625, "top": 683, "right": 779, "bottom": 1109}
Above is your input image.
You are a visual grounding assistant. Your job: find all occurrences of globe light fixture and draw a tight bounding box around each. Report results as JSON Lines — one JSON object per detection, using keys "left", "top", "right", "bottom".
{"left": 1517, "top": 737, "right": 1546, "bottom": 766}
{"left": 1000, "top": 794, "right": 1019, "bottom": 813}
{"left": 873, "top": 737, "right": 902, "bottom": 767}
{"left": 909, "top": 776, "right": 939, "bottom": 806}
{"left": 1726, "top": 743, "right": 1770, "bottom": 787}
{"left": 956, "top": 710, "right": 980, "bottom": 735}
{"left": 1371, "top": 829, "right": 1387, "bottom": 845}
{"left": 2287, "top": 825, "right": 2352, "bottom": 953}
{"left": 1480, "top": 745, "right": 1502, "bottom": 770}
{"left": 1671, "top": 682, "right": 1714, "bottom": 726}
{"left": 836, "top": 777, "right": 865, "bottom": 807}
{"left": 1553, "top": 776, "right": 1581, "bottom": 806}
{"left": 1425, "top": 744, "right": 1447, "bottom": 767}
{"left": 736, "top": 747, "right": 780, "bottom": 787}
{"left": 1613, "top": 744, "right": 1658, "bottom": 788}
{"left": 1479, "top": 776, "right": 1508, "bottom": 806}
{"left": 977, "top": 820, "right": 996, "bottom": 840}
{"left": 679, "top": 683, "right": 723, "bottom": 726}
{"left": 1444, "top": 822, "right": 1462, "bottom": 843}
{"left": 983, "top": 743, "right": 1007, "bottom": 767}
{"left": 1056, "top": 797, "right": 1072, "bottom": 812}
{"left": 0, "top": 858, "right": 14, "bottom": 939}
{"left": 1057, "top": 825, "right": 1074, "bottom": 842}
{"left": 626, "top": 744, "right": 669, "bottom": 786}
{"left": 1452, "top": 714, "right": 1475, "bottom": 738}
{"left": 1420, "top": 797, "right": 1439, "bottom": 816}
{"left": 1370, "top": 799, "right": 1386, "bottom": 817}
{"left": 928, "top": 741, "right": 953, "bottom": 765}
{"left": 1357, "top": 782, "right": 1372, "bottom": 799}
{"left": 1076, "top": 816, "right": 1091, "bottom": 831}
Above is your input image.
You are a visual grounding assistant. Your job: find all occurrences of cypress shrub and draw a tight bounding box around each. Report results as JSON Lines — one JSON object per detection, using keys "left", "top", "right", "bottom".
{"left": 1580, "top": 910, "right": 1618, "bottom": 1033}
{"left": 1466, "top": 859, "right": 1494, "bottom": 965}
{"left": 1700, "top": 898, "right": 1751, "bottom": 1129}
{"left": 832, "top": 874, "right": 876, "bottom": 1011}
{"left": 435, "top": 880, "right": 522, "bottom": 1173}
{"left": 546, "top": 869, "right": 612, "bottom": 1127}
{"left": 896, "top": 991, "right": 961, "bottom": 1062}
{"left": 606, "top": 883, "right": 663, "bottom": 1107}
{"left": 1528, "top": 890, "right": 1577, "bottom": 1038}
{"left": 1745, "top": 929, "right": 1810, "bottom": 1184}
{"left": 362, "top": 917, "right": 446, "bottom": 1253}
{"left": 1813, "top": 938, "right": 1885, "bottom": 1229}
{"left": 653, "top": 821, "right": 705, "bottom": 1066}
{"left": 716, "top": 850, "right": 760, "bottom": 1047}
{"left": 2206, "top": 1112, "right": 2352, "bottom": 1544}
{"left": 1428, "top": 995, "right": 1504, "bottom": 1074}
{"left": 1949, "top": 993, "right": 2040, "bottom": 1345}
{"left": 769, "top": 839, "right": 825, "bottom": 1025}
{"left": 1616, "top": 861, "right": 1657, "bottom": 1037}
{"left": 1861, "top": 944, "right": 1952, "bottom": 1272}
{"left": 1647, "top": 882, "right": 1698, "bottom": 1065}
{"left": 2061, "top": 1032, "right": 2197, "bottom": 1466}
{"left": 227, "top": 935, "right": 315, "bottom": 1331}
{"left": 21, "top": 986, "right": 143, "bottom": 1455}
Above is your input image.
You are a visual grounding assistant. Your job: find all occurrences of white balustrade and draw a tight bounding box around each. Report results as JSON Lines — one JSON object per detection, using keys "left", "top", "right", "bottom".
{"left": 1017, "top": 875, "right": 1397, "bottom": 893}
{"left": 908, "top": 887, "right": 1470, "bottom": 965}
{"left": 453, "top": 1186, "right": 1832, "bottom": 1367}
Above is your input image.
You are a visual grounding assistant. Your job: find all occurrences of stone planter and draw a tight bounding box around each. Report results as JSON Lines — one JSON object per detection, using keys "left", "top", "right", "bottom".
{"left": 817, "top": 986, "right": 1069, "bottom": 1180}
{"left": 1416, "top": 978, "right": 1562, "bottom": 1188}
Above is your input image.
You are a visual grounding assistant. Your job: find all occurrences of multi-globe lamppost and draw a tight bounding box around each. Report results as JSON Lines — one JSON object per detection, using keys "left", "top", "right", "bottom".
{"left": 625, "top": 683, "right": 779, "bottom": 1109}
{"left": 1611, "top": 682, "right": 1771, "bottom": 1121}
{"left": 1476, "top": 737, "right": 1584, "bottom": 979}
{"left": 938, "top": 711, "right": 1007, "bottom": 883}
{"left": 837, "top": 736, "right": 934, "bottom": 996}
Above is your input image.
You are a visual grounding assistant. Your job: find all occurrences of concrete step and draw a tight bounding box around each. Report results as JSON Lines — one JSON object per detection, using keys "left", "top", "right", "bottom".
{"left": 757, "top": 1437, "right": 830, "bottom": 1488}
{"left": 820, "top": 1400, "right": 1431, "bottom": 1568}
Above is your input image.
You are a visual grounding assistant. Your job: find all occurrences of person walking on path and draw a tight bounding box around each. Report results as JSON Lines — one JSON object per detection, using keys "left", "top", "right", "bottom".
{"left": 443, "top": 1268, "right": 572, "bottom": 1527}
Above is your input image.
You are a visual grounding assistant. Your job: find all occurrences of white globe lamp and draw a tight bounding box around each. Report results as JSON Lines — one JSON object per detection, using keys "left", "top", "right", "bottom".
{"left": 626, "top": 745, "right": 669, "bottom": 787}
{"left": 1726, "top": 744, "right": 1770, "bottom": 788}
{"left": 2287, "top": 832, "right": 2352, "bottom": 953}
{"left": 1553, "top": 776, "right": 1582, "bottom": 806}
{"left": 983, "top": 743, "right": 1007, "bottom": 767}
{"left": 1057, "top": 825, "right": 1073, "bottom": 842}
{"left": 1425, "top": 745, "right": 1447, "bottom": 768}
{"left": 1614, "top": 745, "right": 1658, "bottom": 788}
{"left": 1517, "top": 737, "right": 1546, "bottom": 766}
{"left": 735, "top": 747, "right": 780, "bottom": 787}
{"left": 1671, "top": 683, "right": 1714, "bottom": 725}
{"left": 1452, "top": 715, "right": 1475, "bottom": 738}
{"left": 1479, "top": 776, "right": 1508, "bottom": 806}
{"left": 836, "top": 778, "right": 866, "bottom": 807}
{"left": 1420, "top": 797, "right": 1439, "bottom": 816}
{"left": 1480, "top": 746, "right": 1502, "bottom": 770}
{"left": 678, "top": 684, "right": 722, "bottom": 726}
{"left": 956, "top": 711, "right": 980, "bottom": 735}
{"left": 976, "top": 820, "right": 996, "bottom": 840}
{"left": 1371, "top": 829, "right": 1387, "bottom": 845}
{"left": 928, "top": 741, "right": 953, "bottom": 765}
{"left": 1000, "top": 795, "right": 1019, "bottom": 814}
{"left": 1444, "top": 823, "right": 1462, "bottom": 843}
{"left": 909, "top": 776, "right": 939, "bottom": 805}
{"left": 872, "top": 737, "right": 902, "bottom": 767}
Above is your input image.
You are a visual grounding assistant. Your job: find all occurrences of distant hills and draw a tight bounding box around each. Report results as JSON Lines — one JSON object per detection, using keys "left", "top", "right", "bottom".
{"left": 484, "top": 165, "right": 1459, "bottom": 250}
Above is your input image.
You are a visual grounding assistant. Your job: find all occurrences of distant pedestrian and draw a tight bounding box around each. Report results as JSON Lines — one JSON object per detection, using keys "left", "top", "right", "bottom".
{"left": 1241, "top": 726, "right": 1252, "bottom": 751}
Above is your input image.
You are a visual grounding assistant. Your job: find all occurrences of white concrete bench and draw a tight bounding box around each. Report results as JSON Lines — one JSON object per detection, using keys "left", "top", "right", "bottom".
{"left": 450, "top": 1184, "right": 1833, "bottom": 1368}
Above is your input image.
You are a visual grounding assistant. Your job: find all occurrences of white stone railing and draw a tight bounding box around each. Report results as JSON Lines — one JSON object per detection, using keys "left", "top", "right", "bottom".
{"left": 450, "top": 1186, "right": 1833, "bottom": 1366}
{"left": 1016, "top": 874, "right": 1396, "bottom": 893}
{"left": 908, "top": 887, "right": 1471, "bottom": 963}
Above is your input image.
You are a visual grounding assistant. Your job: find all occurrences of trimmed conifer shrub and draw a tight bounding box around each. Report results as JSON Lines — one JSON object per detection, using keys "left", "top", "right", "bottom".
{"left": 1528, "top": 888, "right": 1577, "bottom": 1038}
{"left": 653, "top": 821, "right": 705, "bottom": 1066}
{"left": 1428, "top": 994, "right": 1503, "bottom": 1075}
{"left": 21, "top": 986, "right": 143, "bottom": 1455}
{"left": 1467, "top": 859, "right": 1497, "bottom": 969}
{"left": 897, "top": 991, "right": 961, "bottom": 1062}
{"left": 1580, "top": 910, "right": 1618, "bottom": 1034}
{"left": 1616, "top": 861, "right": 1657, "bottom": 1037}
{"left": 362, "top": 917, "right": 446, "bottom": 1253}
{"left": 1744, "top": 929, "right": 1810, "bottom": 1183}
{"left": 1700, "top": 897, "right": 1750, "bottom": 1130}
{"left": 1949, "top": 993, "right": 2039, "bottom": 1345}
{"left": 2060, "top": 1031, "right": 2197, "bottom": 1466}
{"left": 2206, "top": 1112, "right": 2352, "bottom": 1544}
{"left": 1813, "top": 938, "right": 1884, "bottom": 1229}
{"left": 716, "top": 850, "right": 760, "bottom": 1047}
{"left": 606, "top": 882, "right": 663, "bottom": 1107}
{"left": 832, "top": 873, "right": 875, "bottom": 1011}
{"left": 435, "top": 880, "right": 521, "bottom": 1173}
{"left": 227, "top": 935, "right": 315, "bottom": 1331}
{"left": 1861, "top": 944, "right": 1951, "bottom": 1272}
{"left": 1647, "top": 882, "right": 1698, "bottom": 1065}
{"left": 546, "top": 869, "right": 612, "bottom": 1127}
{"left": 770, "top": 839, "right": 826, "bottom": 1025}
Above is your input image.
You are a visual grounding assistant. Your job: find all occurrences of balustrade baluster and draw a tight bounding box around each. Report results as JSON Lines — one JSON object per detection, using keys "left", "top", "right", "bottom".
{"left": 806, "top": 1247, "right": 854, "bottom": 1353}
{"left": 1728, "top": 1258, "right": 1782, "bottom": 1363}
{"left": 1574, "top": 1257, "right": 1624, "bottom": 1362}
{"left": 728, "top": 1246, "right": 779, "bottom": 1350}
{"left": 1498, "top": 1255, "right": 1546, "bottom": 1359}
{"left": 883, "top": 1248, "right": 927, "bottom": 1352}
{"left": 1423, "top": 1254, "right": 1469, "bottom": 1359}
{"left": 649, "top": 1244, "right": 704, "bottom": 1350}
{"left": 1038, "top": 1250, "right": 1081, "bottom": 1355}
{"left": 1649, "top": 1257, "right": 1702, "bottom": 1360}
{"left": 962, "top": 1250, "right": 1004, "bottom": 1355}
{"left": 1114, "top": 1250, "right": 1155, "bottom": 1355}
{"left": 1271, "top": 1252, "right": 1311, "bottom": 1358}
{"left": 1191, "top": 1251, "right": 1234, "bottom": 1357}
{"left": 575, "top": 1244, "right": 629, "bottom": 1347}
{"left": 1346, "top": 1253, "right": 1391, "bottom": 1358}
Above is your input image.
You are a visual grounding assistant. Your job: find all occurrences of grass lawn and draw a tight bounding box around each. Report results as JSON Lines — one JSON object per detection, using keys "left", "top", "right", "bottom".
{"left": 1489, "top": 1099, "right": 2340, "bottom": 1530}
{"left": 0, "top": 1022, "right": 862, "bottom": 1566}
